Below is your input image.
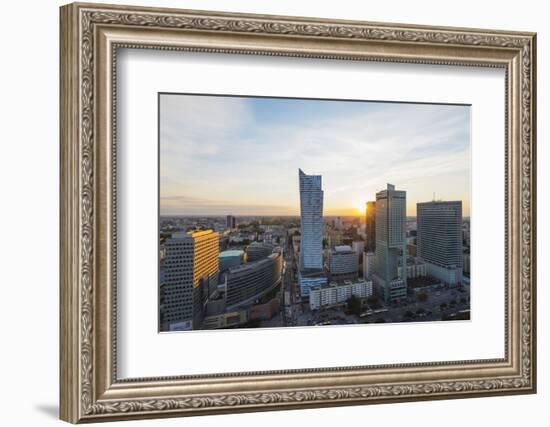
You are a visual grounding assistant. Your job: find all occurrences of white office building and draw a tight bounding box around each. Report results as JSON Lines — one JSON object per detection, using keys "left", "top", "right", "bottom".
{"left": 352, "top": 240, "right": 365, "bottom": 255}
{"left": 417, "top": 201, "right": 463, "bottom": 286}
{"left": 398, "top": 258, "right": 427, "bottom": 279}
{"left": 329, "top": 245, "right": 358, "bottom": 281}
{"left": 309, "top": 279, "right": 373, "bottom": 310}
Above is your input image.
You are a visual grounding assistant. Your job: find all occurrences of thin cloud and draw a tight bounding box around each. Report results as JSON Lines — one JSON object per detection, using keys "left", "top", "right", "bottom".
{"left": 160, "top": 95, "right": 470, "bottom": 216}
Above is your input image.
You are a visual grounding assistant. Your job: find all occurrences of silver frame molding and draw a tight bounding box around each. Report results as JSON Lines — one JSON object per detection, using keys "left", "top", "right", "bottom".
{"left": 60, "top": 2, "right": 537, "bottom": 423}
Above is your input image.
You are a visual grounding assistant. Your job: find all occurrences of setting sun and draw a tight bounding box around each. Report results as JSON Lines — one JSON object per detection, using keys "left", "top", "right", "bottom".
{"left": 354, "top": 201, "right": 367, "bottom": 215}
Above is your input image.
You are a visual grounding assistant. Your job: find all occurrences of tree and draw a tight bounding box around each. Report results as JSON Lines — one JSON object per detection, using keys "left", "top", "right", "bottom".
{"left": 417, "top": 291, "right": 428, "bottom": 303}
{"left": 367, "top": 295, "right": 379, "bottom": 305}
{"left": 347, "top": 295, "right": 361, "bottom": 316}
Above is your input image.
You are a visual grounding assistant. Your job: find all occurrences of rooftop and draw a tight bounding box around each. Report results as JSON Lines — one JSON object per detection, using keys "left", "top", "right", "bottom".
{"left": 219, "top": 250, "right": 245, "bottom": 258}
{"left": 311, "top": 278, "right": 371, "bottom": 291}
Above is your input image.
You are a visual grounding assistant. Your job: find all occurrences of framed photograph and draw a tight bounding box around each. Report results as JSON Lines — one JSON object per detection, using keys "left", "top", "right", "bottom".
{"left": 60, "top": 2, "right": 537, "bottom": 423}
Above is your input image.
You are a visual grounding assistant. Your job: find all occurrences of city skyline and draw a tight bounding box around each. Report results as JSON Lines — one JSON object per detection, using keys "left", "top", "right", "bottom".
{"left": 160, "top": 94, "right": 471, "bottom": 217}
{"left": 159, "top": 177, "right": 471, "bottom": 331}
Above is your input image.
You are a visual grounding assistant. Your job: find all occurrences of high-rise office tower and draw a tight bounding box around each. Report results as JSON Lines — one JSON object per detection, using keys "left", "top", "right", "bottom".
{"left": 417, "top": 201, "right": 463, "bottom": 285}
{"left": 298, "top": 169, "right": 326, "bottom": 297}
{"left": 299, "top": 169, "right": 324, "bottom": 270}
{"left": 162, "top": 229, "right": 219, "bottom": 331}
{"left": 226, "top": 215, "right": 236, "bottom": 229}
{"left": 365, "top": 201, "right": 376, "bottom": 252}
{"left": 374, "top": 184, "right": 407, "bottom": 302}
{"left": 362, "top": 251, "right": 376, "bottom": 280}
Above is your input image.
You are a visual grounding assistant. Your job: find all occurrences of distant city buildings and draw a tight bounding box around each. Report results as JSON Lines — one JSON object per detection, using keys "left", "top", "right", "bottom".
{"left": 329, "top": 245, "right": 359, "bottom": 282}
{"left": 365, "top": 201, "right": 376, "bottom": 252}
{"left": 159, "top": 175, "right": 469, "bottom": 331}
{"left": 298, "top": 169, "right": 327, "bottom": 297}
{"left": 309, "top": 279, "right": 373, "bottom": 310}
{"left": 373, "top": 184, "right": 407, "bottom": 302}
{"left": 327, "top": 229, "right": 344, "bottom": 247}
{"left": 417, "top": 201, "right": 463, "bottom": 286}
{"left": 162, "top": 229, "right": 219, "bottom": 331}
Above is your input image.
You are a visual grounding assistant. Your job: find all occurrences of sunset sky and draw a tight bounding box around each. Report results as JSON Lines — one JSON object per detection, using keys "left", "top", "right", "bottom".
{"left": 159, "top": 94, "right": 470, "bottom": 217}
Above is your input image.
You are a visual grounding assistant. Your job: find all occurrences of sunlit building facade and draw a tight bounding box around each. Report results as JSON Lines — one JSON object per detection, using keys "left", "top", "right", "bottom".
{"left": 365, "top": 201, "right": 376, "bottom": 252}
{"left": 162, "top": 229, "right": 219, "bottom": 331}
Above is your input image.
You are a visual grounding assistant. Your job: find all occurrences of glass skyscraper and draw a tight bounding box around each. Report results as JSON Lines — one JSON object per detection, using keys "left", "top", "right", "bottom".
{"left": 298, "top": 169, "right": 324, "bottom": 270}
{"left": 298, "top": 169, "right": 326, "bottom": 297}
{"left": 374, "top": 184, "right": 407, "bottom": 302}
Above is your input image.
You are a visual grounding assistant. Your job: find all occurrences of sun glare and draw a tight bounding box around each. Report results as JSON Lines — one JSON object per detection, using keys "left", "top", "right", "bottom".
{"left": 354, "top": 201, "right": 367, "bottom": 215}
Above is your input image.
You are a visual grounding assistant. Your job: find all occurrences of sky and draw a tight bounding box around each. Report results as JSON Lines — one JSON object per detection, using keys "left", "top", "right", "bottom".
{"left": 160, "top": 94, "right": 470, "bottom": 217}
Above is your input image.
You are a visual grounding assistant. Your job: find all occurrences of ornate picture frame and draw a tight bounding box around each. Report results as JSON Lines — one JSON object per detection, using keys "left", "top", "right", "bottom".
{"left": 60, "top": 2, "right": 536, "bottom": 423}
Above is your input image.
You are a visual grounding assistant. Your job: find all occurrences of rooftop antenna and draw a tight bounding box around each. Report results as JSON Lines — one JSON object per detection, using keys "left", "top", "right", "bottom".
{"left": 433, "top": 192, "right": 436, "bottom": 201}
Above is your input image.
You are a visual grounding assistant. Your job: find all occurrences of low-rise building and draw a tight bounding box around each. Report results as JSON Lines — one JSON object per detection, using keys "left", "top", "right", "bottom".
{"left": 246, "top": 242, "right": 274, "bottom": 262}
{"left": 328, "top": 245, "right": 359, "bottom": 282}
{"left": 219, "top": 249, "right": 246, "bottom": 272}
{"left": 398, "top": 257, "right": 427, "bottom": 279}
{"left": 202, "top": 310, "right": 249, "bottom": 329}
{"left": 298, "top": 269, "right": 327, "bottom": 298}
{"left": 309, "top": 279, "right": 373, "bottom": 310}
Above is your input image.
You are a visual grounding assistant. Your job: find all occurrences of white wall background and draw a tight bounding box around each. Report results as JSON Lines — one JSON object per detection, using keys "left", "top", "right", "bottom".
{"left": 0, "top": 0, "right": 546, "bottom": 426}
